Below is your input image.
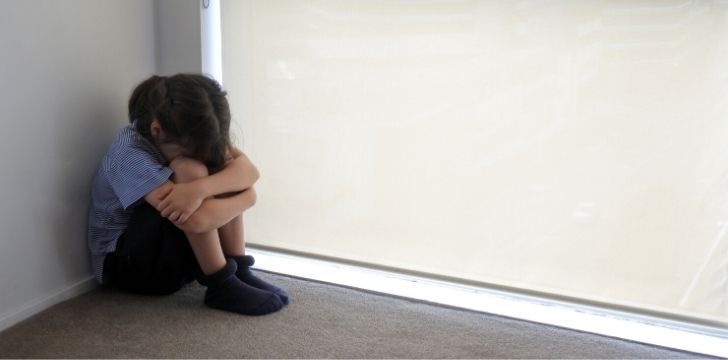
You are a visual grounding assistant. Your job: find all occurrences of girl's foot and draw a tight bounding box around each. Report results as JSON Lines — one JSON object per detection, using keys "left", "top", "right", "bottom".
{"left": 198, "top": 259, "right": 284, "bottom": 315}
{"left": 231, "top": 255, "right": 290, "bottom": 305}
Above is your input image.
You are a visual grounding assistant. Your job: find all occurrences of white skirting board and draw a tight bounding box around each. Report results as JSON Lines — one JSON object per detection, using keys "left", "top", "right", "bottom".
{"left": 247, "top": 248, "right": 728, "bottom": 358}
{"left": 0, "top": 276, "right": 97, "bottom": 333}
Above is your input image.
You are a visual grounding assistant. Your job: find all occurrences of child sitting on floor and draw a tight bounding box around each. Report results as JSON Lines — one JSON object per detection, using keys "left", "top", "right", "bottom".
{"left": 87, "top": 74, "right": 289, "bottom": 315}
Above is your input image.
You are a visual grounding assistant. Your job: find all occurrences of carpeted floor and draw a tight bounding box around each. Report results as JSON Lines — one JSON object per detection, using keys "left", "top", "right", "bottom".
{"left": 0, "top": 271, "right": 712, "bottom": 358}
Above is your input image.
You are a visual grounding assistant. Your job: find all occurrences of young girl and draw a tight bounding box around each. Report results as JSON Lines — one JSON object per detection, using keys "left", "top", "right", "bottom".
{"left": 87, "top": 74, "right": 288, "bottom": 315}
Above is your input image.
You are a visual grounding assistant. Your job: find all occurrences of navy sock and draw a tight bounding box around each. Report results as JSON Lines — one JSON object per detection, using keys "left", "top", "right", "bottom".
{"left": 232, "top": 255, "right": 290, "bottom": 305}
{"left": 197, "top": 259, "right": 284, "bottom": 315}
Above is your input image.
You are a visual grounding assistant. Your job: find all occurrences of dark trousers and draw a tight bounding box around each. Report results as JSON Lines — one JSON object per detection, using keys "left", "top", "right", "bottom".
{"left": 103, "top": 202, "right": 201, "bottom": 295}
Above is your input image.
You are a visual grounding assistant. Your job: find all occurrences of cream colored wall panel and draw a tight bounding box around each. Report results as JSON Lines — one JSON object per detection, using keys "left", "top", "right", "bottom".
{"left": 223, "top": 0, "right": 728, "bottom": 324}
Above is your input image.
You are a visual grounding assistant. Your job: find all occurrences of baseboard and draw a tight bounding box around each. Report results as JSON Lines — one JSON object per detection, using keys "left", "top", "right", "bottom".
{"left": 0, "top": 276, "right": 97, "bottom": 332}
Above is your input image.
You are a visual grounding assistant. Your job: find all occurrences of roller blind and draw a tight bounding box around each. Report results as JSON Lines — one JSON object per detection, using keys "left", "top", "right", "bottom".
{"left": 221, "top": 0, "right": 728, "bottom": 326}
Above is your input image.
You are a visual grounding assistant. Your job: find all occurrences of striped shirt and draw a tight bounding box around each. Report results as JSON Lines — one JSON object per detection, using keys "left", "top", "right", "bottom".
{"left": 87, "top": 122, "right": 172, "bottom": 284}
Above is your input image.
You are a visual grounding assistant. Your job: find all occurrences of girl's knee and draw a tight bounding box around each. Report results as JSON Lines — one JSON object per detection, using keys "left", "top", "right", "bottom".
{"left": 169, "top": 157, "right": 208, "bottom": 182}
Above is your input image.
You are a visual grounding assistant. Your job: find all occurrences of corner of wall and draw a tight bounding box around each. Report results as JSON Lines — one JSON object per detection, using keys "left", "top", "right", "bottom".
{"left": 156, "top": 0, "right": 203, "bottom": 75}
{"left": 0, "top": 277, "right": 97, "bottom": 332}
{"left": 153, "top": 0, "right": 163, "bottom": 74}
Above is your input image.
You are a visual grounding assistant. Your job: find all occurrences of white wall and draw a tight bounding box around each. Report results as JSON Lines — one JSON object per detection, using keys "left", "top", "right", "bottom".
{"left": 0, "top": 0, "right": 158, "bottom": 329}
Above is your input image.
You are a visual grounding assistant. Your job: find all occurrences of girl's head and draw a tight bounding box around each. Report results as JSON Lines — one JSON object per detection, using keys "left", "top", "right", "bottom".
{"left": 128, "top": 73, "right": 232, "bottom": 171}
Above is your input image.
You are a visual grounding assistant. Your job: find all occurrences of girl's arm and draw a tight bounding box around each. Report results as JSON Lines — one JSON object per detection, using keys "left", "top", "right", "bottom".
{"left": 196, "top": 147, "right": 259, "bottom": 198}
{"left": 157, "top": 148, "right": 258, "bottom": 222}
{"left": 176, "top": 186, "right": 257, "bottom": 234}
{"left": 146, "top": 181, "right": 256, "bottom": 234}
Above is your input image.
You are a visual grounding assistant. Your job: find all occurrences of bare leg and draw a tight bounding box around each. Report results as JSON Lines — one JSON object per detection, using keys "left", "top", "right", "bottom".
{"left": 169, "top": 157, "right": 226, "bottom": 275}
{"left": 218, "top": 214, "right": 245, "bottom": 257}
{"left": 168, "top": 157, "right": 284, "bottom": 315}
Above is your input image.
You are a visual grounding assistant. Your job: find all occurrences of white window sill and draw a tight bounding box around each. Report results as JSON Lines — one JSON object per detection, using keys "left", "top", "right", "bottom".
{"left": 248, "top": 247, "right": 728, "bottom": 358}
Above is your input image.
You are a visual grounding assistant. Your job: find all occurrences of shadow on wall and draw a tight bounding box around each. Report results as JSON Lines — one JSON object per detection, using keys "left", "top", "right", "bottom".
{"left": 50, "top": 89, "right": 125, "bottom": 282}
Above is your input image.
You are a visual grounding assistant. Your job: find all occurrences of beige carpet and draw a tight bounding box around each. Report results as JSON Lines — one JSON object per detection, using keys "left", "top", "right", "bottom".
{"left": 0, "top": 272, "right": 710, "bottom": 358}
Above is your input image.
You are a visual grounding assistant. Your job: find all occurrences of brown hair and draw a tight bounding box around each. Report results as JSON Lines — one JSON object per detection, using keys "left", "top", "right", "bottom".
{"left": 128, "top": 73, "right": 232, "bottom": 172}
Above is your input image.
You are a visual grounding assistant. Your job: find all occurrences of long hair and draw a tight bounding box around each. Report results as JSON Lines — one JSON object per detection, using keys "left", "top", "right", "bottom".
{"left": 128, "top": 74, "right": 232, "bottom": 172}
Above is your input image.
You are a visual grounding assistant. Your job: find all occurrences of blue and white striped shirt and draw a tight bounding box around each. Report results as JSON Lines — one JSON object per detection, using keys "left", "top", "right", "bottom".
{"left": 87, "top": 122, "right": 172, "bottom": 284}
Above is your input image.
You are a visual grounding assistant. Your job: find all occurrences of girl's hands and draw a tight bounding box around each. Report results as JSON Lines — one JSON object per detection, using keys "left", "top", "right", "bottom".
{"left": 159, "top": 181, "right": 207, "bottom": 224}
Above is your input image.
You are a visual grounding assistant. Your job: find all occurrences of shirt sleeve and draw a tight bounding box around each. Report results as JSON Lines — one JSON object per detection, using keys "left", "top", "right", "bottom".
{"left": 106, "top": 145, "right": 173, "bottom": 210}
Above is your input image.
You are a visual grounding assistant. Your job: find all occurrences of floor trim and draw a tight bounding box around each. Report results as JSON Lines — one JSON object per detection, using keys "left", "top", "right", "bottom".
{"left": 248, "top": 248, "right": 728, "bottom": 358}
{"left": 0, "top": 276, "right": 97, "bottom": 332}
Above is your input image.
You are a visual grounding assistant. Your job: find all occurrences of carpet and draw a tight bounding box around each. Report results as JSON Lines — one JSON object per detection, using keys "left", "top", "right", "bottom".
{"left": 0, "top": 271, "right": 711, "bottom": 358}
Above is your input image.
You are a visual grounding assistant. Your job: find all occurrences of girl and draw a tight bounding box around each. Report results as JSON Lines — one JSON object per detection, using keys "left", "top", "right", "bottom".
{"left": 87, "top": 74, "right": 288, "bottom": 315}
